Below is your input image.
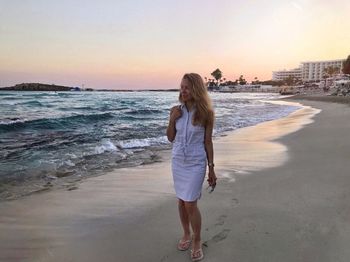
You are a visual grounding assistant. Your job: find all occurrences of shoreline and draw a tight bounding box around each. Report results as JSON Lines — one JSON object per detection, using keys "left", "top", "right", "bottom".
{"left": 0, "top": 100, "right": 323, "bottom": 261}
{"left": 0, "top": 97, "right": 300, "bottom": 202}
{"left": 214, "top": 100, "right": 320, "bottom": 176}
{"left": 285, "top": 93, "right": 350, "bottom": 106}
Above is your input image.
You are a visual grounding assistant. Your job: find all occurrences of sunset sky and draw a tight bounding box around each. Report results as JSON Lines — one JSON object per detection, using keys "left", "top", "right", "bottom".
{"left": 0, "top": 0, "right": 349, "bottom": 89}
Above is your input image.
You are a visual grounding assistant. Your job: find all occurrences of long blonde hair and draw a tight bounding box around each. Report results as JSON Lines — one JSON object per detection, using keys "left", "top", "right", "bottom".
{"left": 179, "top": 73, "right": 214, "bottom": 126}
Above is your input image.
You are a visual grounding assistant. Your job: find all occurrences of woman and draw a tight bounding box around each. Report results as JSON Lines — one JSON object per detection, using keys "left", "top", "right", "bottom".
{"left": 167, "top": 73, "right": 217, "bottom": 261}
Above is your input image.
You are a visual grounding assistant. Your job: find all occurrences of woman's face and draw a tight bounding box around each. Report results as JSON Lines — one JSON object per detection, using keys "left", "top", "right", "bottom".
{"left": 180, "top": 78, "right": 193, "bottom": 102}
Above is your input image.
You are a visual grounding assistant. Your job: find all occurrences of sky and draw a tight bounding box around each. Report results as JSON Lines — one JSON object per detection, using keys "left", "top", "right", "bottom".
{"left": 0, "top": 0, "right": 349, "bottom": 89}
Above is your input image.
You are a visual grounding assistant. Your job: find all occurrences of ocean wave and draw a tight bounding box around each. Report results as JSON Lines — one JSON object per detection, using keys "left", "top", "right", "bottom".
{"left": 0, "top": 112, "right": 115, "bottom": 132}
{"left": 0, "top": 96, "right": 26, "bottom": 100}
{"left": 125, "top": 108, "right": 163, "bottom": 115}
{"left": 57, "top": 93, "right": 74, "bottom": 98}
{"left": 0, "top": 118, "right": 27, "bottom": 126}
{"left": 94, "top": 139, "right": 119, "bottom": 154}
{"left": 17, "top": 100, "right": 44, "bottom": 106}
{"left": 118, "top": 115, "right": 143, "bottom": 121}
{"left": 118, "top": 136, "right": 169, "bottom": 149}
{"left": 58, "top": 106, "right": 94, "bottom": 111}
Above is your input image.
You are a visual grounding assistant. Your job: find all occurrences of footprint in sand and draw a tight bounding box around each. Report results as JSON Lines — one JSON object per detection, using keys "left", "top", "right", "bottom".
{"left": 203, "top": 229, "right": 231, "bottom": 248}
{"left": 231, "top": 198, "right": 239, "bottom": 208}
{"left": 212, "top": 229, "right": 231, "bottom": 242}
{"left": 205, "top": 214, "right": 227, "bottom": 231}
{"left": 215, "top": 214, "right": 227, "bottom": 226}
{"left": 203, "top": 215, "right": 231, "bottom": 247}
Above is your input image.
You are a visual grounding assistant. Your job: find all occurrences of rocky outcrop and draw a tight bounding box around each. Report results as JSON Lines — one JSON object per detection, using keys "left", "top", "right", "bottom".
{"left": 0, "top": 83, "right": 75, "bottom": 91}
{"left": 331, "top": 80, "right": 350, "bottom": 96}
{"left": 279, "top": 86, "right": 300, "bottom": 95}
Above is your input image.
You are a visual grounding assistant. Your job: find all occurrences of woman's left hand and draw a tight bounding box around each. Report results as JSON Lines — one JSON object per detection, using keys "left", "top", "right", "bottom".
{"left": 207, "top": 169, "right": 217, "bottom": 187}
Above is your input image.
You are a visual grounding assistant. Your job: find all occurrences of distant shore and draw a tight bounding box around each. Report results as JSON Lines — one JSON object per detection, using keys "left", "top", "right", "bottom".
{"left": 0, "top": 83, "right": 180, "bottom": 92}
{"left": 0, "top": 82, "right": 277, "bottom": 92}
{"left": 0, "top": 83, "right": 81, "bottom": 92}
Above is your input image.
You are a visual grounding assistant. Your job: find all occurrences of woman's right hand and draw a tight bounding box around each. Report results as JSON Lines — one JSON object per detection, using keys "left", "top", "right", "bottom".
{"left": 170, "top": 106, "right": 182, "bottom": 122}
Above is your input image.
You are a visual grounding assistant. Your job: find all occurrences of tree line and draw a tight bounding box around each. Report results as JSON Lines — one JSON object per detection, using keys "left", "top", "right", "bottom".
{"left": 206, "top": 68, "right": 283, "bottom": 89}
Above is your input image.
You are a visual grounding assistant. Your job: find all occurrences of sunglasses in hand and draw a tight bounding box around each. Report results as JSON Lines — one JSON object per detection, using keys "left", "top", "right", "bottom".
{"left": 206, "top": 183, "right": 216, "bottom": 193}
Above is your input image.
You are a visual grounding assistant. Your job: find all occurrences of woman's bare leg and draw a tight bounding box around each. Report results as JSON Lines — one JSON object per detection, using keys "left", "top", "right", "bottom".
{"left": 178, "top": 199, "right": 191, "bottom": 241}
{"left": 184, "top": 200, "right": 202, "bottom": 250}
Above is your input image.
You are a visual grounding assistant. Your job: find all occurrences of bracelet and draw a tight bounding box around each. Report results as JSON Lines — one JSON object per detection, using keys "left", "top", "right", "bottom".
{"left": 208, "top": 163, "right": 215, "bottom": 167}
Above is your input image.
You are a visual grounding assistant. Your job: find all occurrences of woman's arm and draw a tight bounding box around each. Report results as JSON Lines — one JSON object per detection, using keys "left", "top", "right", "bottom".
{"left": 204, "top": 110, "right": 217, "bottom": 186}
{"left": 167, "top": 106, "right": 182, "bottom": 142}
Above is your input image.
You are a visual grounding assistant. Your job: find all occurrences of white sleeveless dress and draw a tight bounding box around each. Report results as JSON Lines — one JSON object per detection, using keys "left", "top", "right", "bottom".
{"left": 171, "top": 104, "right": 207, "bottom": 201}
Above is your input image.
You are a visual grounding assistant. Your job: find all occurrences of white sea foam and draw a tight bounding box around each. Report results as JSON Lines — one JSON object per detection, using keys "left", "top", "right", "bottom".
{"left": 64, "top": 160, "right": 76, "bottom": 167}
{"left": 94, "top": 139, "right": 119, "bottom": 154}
{"left": 118, "top": 136, "right": 169, "bottom": 149}
{"left": 0, "top": 118, "right": 27, "bottom": 125}
{"left": 65, "top": 153, "right": 78, "bottom": 159}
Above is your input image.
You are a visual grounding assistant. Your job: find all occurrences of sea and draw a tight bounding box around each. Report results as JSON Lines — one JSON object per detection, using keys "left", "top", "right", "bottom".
{"left": 0, "top": 91, "right": 300, "bottom": 199}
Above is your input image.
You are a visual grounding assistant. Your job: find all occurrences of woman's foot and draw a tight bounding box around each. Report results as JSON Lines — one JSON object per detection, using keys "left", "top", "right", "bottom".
{"left": 190, "top": 240, "right": 203, "bottom": 261}
{"left": 190, "top": 246, "right": 204, "bottom": 261}
{"left": 191, "top": 239, "right": 201, "bottom": 252}
{"left": 177, "top": 235, "right": 192, "bottom": 251}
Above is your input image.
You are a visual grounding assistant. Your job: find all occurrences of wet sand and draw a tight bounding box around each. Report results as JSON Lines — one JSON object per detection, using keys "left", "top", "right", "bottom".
{"left": 1, "top": 99, "right": 350, "bottom": 262}
{"left": 286, "top": 94, "right": 350, "bottom": 105}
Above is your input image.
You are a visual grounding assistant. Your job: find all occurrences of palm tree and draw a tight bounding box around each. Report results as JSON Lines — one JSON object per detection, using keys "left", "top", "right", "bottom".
{"left": 324, "top": 66, "right": 340, "bottom": 78}
{"left": 211, "top": 69, "right": 223, "bottom": 86}
{"left": 238, "top": 75, "right": 247, "bottom": 85}
{"left": 284, "top": 76, "right": 296, "bottom": 86}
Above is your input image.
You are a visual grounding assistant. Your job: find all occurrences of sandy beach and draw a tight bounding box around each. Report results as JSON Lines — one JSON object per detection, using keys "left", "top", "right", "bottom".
{"left": 1, "top": 98, "right": 350, "bottom": 262}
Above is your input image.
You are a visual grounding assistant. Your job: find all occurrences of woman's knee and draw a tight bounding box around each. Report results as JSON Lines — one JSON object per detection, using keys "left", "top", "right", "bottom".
{"left": 184, "top": 201, "right": 197, "bottom": 214}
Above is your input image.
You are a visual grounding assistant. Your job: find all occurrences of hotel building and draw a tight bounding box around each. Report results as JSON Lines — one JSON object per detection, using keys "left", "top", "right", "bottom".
{"left": 272, "top": 68, "right": 302, "bottom": 81}
{"left": 301, "top": 59, "right": 345, "bottom": 82}
{"left": 273, "top": 58, "right": 346, "bottom": 82}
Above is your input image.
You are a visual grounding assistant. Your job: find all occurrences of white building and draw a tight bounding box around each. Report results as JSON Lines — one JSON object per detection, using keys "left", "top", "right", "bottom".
{"left": 272, "top": 68, "right": 302, "bottom": 81}
{"left": 301, "top": 59, "right": 345, "bottom": 82}
{"left": 273, "top": 58, "right": 346, "bottom": 82}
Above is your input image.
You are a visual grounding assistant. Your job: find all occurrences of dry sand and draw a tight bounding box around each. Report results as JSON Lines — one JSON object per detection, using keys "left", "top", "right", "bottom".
{"left": 1, "top": 99, "right": 350, "bottom": 262}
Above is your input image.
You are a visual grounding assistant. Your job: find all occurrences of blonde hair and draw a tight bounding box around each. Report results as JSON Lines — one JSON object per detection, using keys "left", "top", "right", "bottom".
{"left": 179, "top": 73, "right": 214, "bottom": 126}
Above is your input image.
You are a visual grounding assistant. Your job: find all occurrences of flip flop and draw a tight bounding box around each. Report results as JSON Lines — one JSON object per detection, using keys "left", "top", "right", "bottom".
{"left": 190, "top": 248, "right": 204, "bottom": 261}
{"left": 177, "top": 239, "right": 192, "bottom": 251}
